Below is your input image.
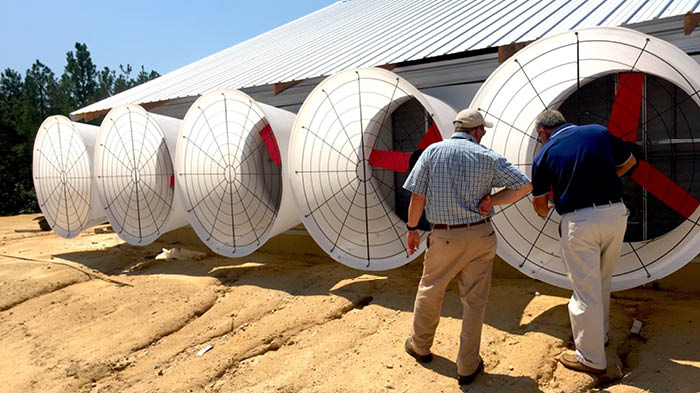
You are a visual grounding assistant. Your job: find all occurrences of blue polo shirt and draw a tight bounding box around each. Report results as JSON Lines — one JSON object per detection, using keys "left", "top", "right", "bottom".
{"left": 532, "top": 123, "right": 632, "bottom": 215}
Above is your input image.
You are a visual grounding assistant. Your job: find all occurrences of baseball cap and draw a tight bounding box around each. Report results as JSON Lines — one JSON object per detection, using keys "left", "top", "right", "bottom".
{"left": 453, "top": 108, "right": 493, "bottom": 128}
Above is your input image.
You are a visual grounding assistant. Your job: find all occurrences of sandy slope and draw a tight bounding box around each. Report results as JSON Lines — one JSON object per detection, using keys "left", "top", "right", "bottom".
{"left": 1, "top": 214, "right": 699, "bottom": 393}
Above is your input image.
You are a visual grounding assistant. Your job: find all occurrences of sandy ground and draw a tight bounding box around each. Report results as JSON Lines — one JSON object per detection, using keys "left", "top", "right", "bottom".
{"left": 1, "top": 214, "right": 699, "bottom": 393}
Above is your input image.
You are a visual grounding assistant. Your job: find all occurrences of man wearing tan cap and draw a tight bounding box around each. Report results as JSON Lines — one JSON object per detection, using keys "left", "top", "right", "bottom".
{"left": 403, "top": 108, "right": 532, "bottom": 385}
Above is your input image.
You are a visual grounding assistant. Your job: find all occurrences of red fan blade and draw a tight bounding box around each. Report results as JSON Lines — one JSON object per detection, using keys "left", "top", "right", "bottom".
{"left": 631, "top": 160, "right": 700, "bottom": 219}
{"left": 418, "top": 122, "right": 442, "bottom": 149}
{"left": 259, "top": 124, "right": 281, "bottom": 166}
{"left": 368, "top": 150, "right": 411, "bottom": 172}
{"left": 368, "top": 123, "right": 442, "bottom": 173}
{"left": 608, "top": 72, "right": 644, "bottom": 142}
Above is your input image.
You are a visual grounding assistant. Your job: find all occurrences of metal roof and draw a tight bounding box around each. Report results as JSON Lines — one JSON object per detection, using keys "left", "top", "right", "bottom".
{"left": 73, "top": 0, "right": 700, "bottom": 118}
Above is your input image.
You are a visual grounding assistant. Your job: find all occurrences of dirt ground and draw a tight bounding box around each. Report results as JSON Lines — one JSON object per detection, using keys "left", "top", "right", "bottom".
{"left": 1, "top": 214, "right": 699, "bottom": 393}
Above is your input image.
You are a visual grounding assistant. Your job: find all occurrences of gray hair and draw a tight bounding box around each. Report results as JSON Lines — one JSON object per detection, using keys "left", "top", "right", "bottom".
{"left": 534, "top": 110, "right": 566, "bottom": 131}
{"left": 455, "top": 125, "right": 481, "bottom": 133}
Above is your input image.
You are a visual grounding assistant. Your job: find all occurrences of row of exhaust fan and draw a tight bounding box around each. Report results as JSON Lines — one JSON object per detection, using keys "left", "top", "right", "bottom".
{"left": 33, "top": 67, "right": 458, "bottom": 271}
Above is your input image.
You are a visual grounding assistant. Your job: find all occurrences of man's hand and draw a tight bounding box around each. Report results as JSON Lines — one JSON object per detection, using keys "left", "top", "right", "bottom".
{"left": 616, "top": 153, "right": 637, "bottom": 177}
{"left": 406, "top": 193, "right": 426, "bottom": 255}
{"left": 532, "top": 194, "right": 551, "bottom": 219}
{"left": 406, "top": 230, "right": 420, "bottom": 255}
{"left": 478, "top": 195, "right": 492, "bottom": 216}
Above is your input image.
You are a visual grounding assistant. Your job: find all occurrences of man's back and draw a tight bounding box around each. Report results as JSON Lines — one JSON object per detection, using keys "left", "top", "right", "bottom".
{"left": 533, "top": 124, "right": 630, "bottom": 214}
{"left": 407, "top": 133, "right": 529, "bottom": 225}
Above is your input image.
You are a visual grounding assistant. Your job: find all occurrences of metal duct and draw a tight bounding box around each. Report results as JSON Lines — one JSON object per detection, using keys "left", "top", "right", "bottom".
{"left": 471, "top": 26, "right": 700, "bottom": 291}
{"left": 32, "top": 115, "right": 105, "bottom": 238}
{"left": 288, "top": 67, "right": 456, "bottom": 271}
{"left": 175, "top": 89, "right": 298, "bottom": 257}
{"left": 94, "top": 105, "right": 188, "bottom": 245}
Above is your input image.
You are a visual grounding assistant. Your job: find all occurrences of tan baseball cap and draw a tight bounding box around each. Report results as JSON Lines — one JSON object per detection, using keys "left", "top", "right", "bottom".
{"left": 453, "top": 108, "right": 493, "bottom": 128}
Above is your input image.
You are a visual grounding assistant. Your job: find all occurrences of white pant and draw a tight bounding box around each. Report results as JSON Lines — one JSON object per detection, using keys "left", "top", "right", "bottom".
{"left": 560, "top": 202, "right": 627, "bottom": 369}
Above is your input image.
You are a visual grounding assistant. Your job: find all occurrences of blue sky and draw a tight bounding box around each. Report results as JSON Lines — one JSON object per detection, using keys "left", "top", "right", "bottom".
{"left": 1, "top": 0, "right": 336, "bottom": 77}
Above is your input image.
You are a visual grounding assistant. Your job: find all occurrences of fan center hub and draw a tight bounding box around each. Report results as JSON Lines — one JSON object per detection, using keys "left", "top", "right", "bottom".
{"left": 224, "top": 165, "right": 236, "bottom": 183}
{"left": 355, "top": 159, "right": 372, "bottom": 181}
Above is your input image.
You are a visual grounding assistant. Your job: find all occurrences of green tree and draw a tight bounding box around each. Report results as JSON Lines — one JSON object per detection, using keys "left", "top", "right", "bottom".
{"left": 22, "top": 61, "right": 55, "bottom": 136}
{"left": 0, "top": 68, "right": 37, "bottom": 214}
{"left": 114, "top": 64, "right": 134, "bottom": 94}
{"left": 63, "top": 42, "right": 98, "bottom": 109}
{"left": 0, "top": 41, "right": 160, "bottom": 215}
{"left": 136, "top": 65, "right": 160, "bottom": 84}
{"left": 0, "top": 68, "right": 24, "bottom": 136}
{"left": 97, "top": 66, "right": 115, "bottom": 100}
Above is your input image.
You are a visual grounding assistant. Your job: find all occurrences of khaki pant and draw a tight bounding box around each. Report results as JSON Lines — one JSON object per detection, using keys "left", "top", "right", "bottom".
{"left": 560, "top": 202, "right": 627, "bottom": 369}
{"left": 409, "top": 222, "right": 496, "bottom": 375}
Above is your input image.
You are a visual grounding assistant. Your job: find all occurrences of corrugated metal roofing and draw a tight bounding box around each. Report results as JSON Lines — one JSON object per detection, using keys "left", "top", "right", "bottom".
{"left": 73, "top": 0, "right": 700, "bottom": 117}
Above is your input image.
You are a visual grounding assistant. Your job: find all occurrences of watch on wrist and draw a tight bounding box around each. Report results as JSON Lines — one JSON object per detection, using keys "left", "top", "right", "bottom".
{"left": 406, "top": 224, "right": 419, "bottom": 231}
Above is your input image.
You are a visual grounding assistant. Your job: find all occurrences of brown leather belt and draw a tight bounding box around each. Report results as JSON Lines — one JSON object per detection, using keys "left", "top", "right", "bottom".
{"left": 432, "top": 218, "right": 490, "bottom": 230}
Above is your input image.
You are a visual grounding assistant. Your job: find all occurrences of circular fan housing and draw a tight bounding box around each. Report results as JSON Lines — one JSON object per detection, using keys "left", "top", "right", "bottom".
{"left": 176, "top": 89, "right": 296, "bottom": 257}
{"left": 32, "top": 115, "right": 104, "bottom": 238}
{"left": 95, "top": 105, "right": 185, "bottom": 245}
{"left": 288, "top": 67, "right": 456, "bottom": 271}
{"left": 471, "top": 26, "right": 700, "bottom": 291}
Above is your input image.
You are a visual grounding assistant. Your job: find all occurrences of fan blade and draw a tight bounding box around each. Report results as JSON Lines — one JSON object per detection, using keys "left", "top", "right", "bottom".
{"left": 608, "top": 72, "right": 644, "bottom": 142}
{"left": 368, "top": 150, "right": 411, "bottom": 172}
{"left": 368, "top": 123, "right": 442, "bottom": 173}
{"left": 259, "top": 124, "right": 281, "bottom": 165}
{"left": 418, "top": 122, "right": 442, "bottom": 149}
{"left": 631, "top": 160, "right": 700, "bottom": 219}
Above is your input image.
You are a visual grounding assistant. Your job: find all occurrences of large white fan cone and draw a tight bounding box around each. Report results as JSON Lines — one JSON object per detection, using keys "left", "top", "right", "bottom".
{"left": 288, "top": 67, "right": 456, "bottom": 271}
{"left": 94, "top": 105, "right": 188, "bottom": 245}
{"left": 32, "top": 115, "right": 105, "bottom": 238}
{"left": 176, "top": 89, "right": 298, "bottom": 257}
{"left": 471, "top": 26, "right": 700, "bottom": 291}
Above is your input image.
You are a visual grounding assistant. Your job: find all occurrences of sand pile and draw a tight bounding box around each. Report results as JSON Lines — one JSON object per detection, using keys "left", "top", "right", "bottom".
{"left": 1, "top": 214, "right": 698, "bottom": 393}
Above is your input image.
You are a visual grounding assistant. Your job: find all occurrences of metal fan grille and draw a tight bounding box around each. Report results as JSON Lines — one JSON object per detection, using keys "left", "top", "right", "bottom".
{"left": 290, "top": 69, "right": 435, "bottom": 270}
{"left": 95, "top": 106, "right": 174, "bottom": 244}
{"left": 471, "top": 27, "right": 700, "bottom": 290}
{"left": 33, "top": 116, "right": 93, "bottom": 238}
{"left": 177, "top": 91, "right": 282, "bottom": 257}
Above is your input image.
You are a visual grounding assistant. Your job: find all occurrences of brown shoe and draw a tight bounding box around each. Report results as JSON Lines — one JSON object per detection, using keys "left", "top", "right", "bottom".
{"left": 458, "top": 359, "right": 484, "bottom": 385}
{"left": 559, "top": 353, "right": 606, "bottom": 375}
{"left": 404, "top": 338, "right": 432, "bottom": 363}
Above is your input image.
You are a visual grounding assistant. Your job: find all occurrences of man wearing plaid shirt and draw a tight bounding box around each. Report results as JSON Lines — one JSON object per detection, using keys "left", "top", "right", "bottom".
{"left": 402, "top": 108, "right": 532, "bottom": 385}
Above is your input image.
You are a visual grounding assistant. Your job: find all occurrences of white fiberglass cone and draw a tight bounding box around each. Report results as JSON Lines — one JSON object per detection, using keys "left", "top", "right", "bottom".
{"left": 32, "top": 115, "right": 105, "bottom": 238}
{"left": 176, "top": 89, "right": 298, "bottom": 257}
{"left": 288, "top": 67, "right": 456, "bottom": 271}
{"left": 94, "top": 105, "right": 187, "bottom": 245}
{"left": 471, "top": 27, "right": 700, "bottom": 291}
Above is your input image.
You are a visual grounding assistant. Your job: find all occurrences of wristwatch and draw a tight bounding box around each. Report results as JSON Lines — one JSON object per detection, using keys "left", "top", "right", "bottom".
{"left": 406, "top": 224, "right": 419, "bottom": 231}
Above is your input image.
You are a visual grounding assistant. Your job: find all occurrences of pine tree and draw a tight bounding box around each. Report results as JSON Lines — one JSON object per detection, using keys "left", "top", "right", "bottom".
{"left": 0, "top": 42, "right": 161, "bottom": 215}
